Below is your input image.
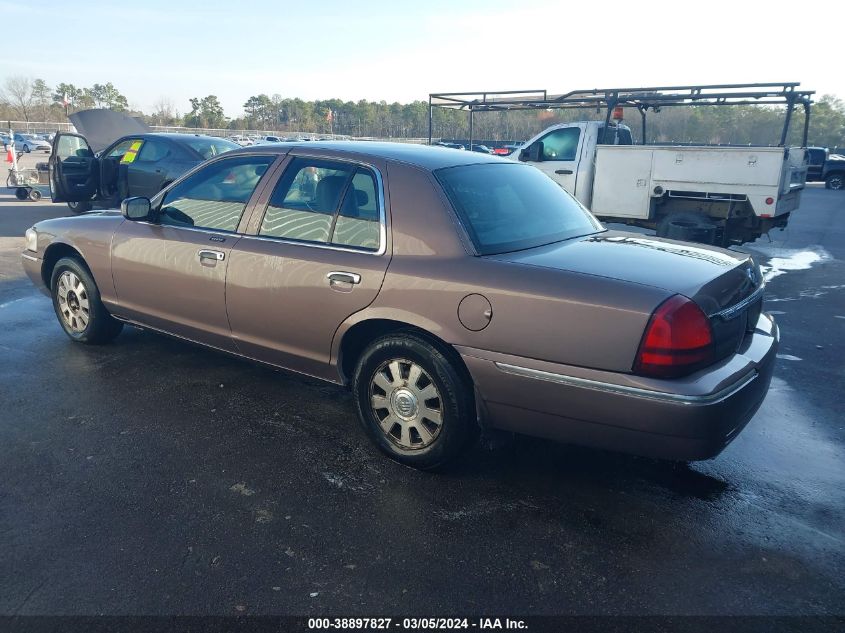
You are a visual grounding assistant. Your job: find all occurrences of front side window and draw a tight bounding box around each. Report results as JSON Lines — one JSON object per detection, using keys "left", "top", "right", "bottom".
{"left": 436, "top": 163, "right": 602, "bottom": 255}
{"left": 259, "top": 157, "right": 381, "bottom": 251}
{"left": 158, "top": 155, "right": 275, "bottom": 232}
{"left": 106, "top": 139, "right": 138, "bottom": 158}
{"left": 540, "top": 127, "right": 581, "bottom": 161}
{"left": 56, "top": 134, "right": 92, "bottom": 159}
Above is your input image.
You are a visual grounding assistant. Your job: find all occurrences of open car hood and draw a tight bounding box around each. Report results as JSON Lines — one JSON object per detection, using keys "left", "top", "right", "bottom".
{"left": 68, "top": 109, "right": 151, "bottom": 154}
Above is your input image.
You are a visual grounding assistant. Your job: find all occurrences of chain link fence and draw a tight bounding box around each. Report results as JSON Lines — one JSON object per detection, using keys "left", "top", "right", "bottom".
{"left": 4, "top": 120, "right": 433, "bottom": 145}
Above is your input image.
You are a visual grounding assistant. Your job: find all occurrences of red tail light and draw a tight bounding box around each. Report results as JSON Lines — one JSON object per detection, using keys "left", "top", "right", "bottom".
{"left": 634, "top": 295, "right": 713, "bottom": 378}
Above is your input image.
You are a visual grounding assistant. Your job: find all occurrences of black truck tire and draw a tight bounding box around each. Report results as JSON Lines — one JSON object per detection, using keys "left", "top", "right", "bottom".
{"left": 825, "top": 172, "right": 844, "bottom": 190}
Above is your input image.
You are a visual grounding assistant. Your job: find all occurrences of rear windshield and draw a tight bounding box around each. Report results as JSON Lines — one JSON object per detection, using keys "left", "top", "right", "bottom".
{"left": 435, "top": 163, "right": 602, "bottom": 255}
{"left": 184, "top": 137, "right": 240, "bottom": 160}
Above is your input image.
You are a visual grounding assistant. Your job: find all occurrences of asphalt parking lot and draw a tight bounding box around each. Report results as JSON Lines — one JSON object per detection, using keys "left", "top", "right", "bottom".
{"left": 0, "top": 158, "right": 843, "bottom": 620}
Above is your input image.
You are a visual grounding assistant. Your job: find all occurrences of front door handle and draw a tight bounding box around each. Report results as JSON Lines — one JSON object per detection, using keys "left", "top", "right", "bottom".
{"left": 327, "top": 271, "right": 361, "bottom": 285}
{"left": 198, "top": 249, "right": 225, "bottom": 262}
{"left": 555, "top": 169, "right": 574, "bottom": 175}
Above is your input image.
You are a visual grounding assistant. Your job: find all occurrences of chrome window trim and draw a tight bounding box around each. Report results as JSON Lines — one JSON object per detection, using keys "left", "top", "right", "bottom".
{"left": 494, "top": 362, "right": 758, "bottom": 406}
{"left": 711, "top": 285, "right": 765, "bottom": 321}
{"left": 253, "top": 154, "right": 387, "bottom": 257}
{"left": 126, "top": 220, "right": 239, "bottom": 239}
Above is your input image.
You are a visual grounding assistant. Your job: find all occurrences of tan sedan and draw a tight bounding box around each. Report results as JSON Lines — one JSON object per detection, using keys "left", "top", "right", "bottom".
{"left": 23, "top": 139, "right": 778, "bottom": 469}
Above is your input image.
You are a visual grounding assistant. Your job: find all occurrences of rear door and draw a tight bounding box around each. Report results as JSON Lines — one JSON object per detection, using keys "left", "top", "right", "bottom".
{"left": 48, "top": 133, "right": 99, "bottom": 203}
{"left": 226, "top": 154, "right": 390, "bottom": 379}
{"left": 128, "top": 137, "right": 174, "bottom": 197}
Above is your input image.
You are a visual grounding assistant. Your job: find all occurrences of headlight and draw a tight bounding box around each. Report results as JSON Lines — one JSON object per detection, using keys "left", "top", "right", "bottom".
{"left": 25, "top": 227, "right": 37, "bottom": 252}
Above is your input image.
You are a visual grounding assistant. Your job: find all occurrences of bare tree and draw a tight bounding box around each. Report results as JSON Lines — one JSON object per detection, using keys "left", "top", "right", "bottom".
{"left": 3, "top": 76, "right": 34, "bottom": 122}
{"left": 152, "top": 96, "right": 177, "bottom": 125}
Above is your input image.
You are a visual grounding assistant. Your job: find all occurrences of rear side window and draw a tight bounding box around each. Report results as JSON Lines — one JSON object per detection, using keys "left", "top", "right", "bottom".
{"left": 137, "top": 138, "right": 171, "bottom": 162}
{"left": 259, "top": 157, "right": 381, "bottom": 251}
{"left": 158, "top": 155, "right": 275, "bottom": 232}
{"left": 436, "top": 163, "right": 601, "bottom": 255}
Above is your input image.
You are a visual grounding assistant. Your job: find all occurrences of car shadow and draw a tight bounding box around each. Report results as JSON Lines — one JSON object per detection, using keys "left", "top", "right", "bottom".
{"left": 76, "top": 322, "right": 734, "bottom": 505}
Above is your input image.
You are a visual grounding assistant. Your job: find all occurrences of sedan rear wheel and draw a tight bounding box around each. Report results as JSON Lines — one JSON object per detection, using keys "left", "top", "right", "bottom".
{"left": 67, "top": 201, "right": 92, "bottom": 214}
{"left": 51, "top": 257, "right": 123, "bottom": 344}
{"left": 352, "top": 332, "right": 476, "bottom": 469}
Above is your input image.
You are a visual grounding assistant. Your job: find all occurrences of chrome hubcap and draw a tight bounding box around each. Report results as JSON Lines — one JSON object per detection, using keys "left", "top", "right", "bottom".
{"left": 57, "top": 271, "right": 90, "bottom": 333}
{"left": 370, "top": 358, "right": 443, "bottom": 450}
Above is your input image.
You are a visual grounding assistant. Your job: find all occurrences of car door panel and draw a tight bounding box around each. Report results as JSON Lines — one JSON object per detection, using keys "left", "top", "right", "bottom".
{"left": 226, "top": 155, "right": 391, "bottom": 380}
{"left": 226, "top": 239, "right": 389, "bottom": 379}
{"left": 111, "top": 221, "right": 238, "bottom": 351}
{"left": 533, "top": 127, "right": 583, "bottom": 197}
{"left": 49, "top": 132, "right": 99, "bottom": 203}
{"left": 109, "top": 153, "right": 282, "bottom": 351}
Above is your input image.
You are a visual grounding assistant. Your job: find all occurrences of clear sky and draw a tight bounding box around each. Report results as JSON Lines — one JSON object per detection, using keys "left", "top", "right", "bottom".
{"left": 1, "top": 0, "right": 839, "bottom": 117}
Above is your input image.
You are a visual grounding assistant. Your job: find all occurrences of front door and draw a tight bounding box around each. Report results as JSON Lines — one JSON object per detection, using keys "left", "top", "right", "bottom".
{"left": 530, "top": 126, "right": 582, "bottom": 197}
{"left": 110, "top": 153, "right": 278, "bottom": 350}
{"left": 49, "top": 133, "right": 99, "bottom": 203}
{"left": 226, "top": 155, "right": 391, "bottom": 380}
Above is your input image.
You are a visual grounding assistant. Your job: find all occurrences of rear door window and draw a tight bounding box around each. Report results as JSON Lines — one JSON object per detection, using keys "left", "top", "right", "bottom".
{"left": 259, "top": 157, "right": 382, "bottom": 251}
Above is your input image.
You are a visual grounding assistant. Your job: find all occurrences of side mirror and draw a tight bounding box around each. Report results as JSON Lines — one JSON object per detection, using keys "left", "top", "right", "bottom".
{"left": 121, "top": 196, "right": 152, "bottom": 221}
{"left": 529, "top": 141, "right": 544, "bottom": 162}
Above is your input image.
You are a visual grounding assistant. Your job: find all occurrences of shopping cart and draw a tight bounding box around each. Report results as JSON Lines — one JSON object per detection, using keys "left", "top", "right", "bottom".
{"left": 6, "top": 163, "right": 48, "bottom": 201}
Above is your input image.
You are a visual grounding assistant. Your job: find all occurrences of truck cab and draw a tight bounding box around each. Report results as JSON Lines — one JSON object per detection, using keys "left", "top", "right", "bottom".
{"left": 514, "top": 121, "right": 631, "bottom": 209}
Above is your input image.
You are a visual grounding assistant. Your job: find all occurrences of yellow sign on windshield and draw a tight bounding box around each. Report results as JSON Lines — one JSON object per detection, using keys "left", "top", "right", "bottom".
{"left": 120, "top": 140, "right": 144, "bottom": 164}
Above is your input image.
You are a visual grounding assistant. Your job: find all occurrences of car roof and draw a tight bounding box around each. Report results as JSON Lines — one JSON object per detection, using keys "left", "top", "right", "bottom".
{"left": 225, "top": 140, "right": 507, "bottom": 170}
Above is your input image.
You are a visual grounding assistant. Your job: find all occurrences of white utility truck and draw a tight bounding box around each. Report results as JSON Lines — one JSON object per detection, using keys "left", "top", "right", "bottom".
{"left": 512, "top": 120, "right": 808, "bottom": 245}
{"left": 428, "top": 83, "right": 814, "bottom": 246}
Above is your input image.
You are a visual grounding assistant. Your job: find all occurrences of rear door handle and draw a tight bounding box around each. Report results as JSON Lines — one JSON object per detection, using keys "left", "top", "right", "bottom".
{"left": 555, "top": 169, "right": 574, "bottom": 175}
{"left": 327, "top": 271, "right": 361, "bottom": 285}
{"left": 198, "top": 249, "right": 225, "bottom": 261}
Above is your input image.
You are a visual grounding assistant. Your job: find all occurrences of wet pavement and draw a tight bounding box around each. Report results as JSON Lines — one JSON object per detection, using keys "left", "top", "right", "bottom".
{"left": 0, "top": 179, "right": 842, "bottom": 619}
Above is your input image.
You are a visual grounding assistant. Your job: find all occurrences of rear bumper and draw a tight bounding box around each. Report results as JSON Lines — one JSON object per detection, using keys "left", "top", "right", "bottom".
{"left": 458, "top": 313, "right": 779, "bottom": 461}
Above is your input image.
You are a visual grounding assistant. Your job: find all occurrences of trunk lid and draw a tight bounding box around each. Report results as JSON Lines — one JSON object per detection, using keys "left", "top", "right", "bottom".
{"left": 490, "top": 230, "right": 764, "bottom": 363}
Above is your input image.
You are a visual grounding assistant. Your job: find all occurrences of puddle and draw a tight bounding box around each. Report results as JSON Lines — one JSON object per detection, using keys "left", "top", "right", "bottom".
{"left": 749, "top": 246, "right": 832, "bottom": 282}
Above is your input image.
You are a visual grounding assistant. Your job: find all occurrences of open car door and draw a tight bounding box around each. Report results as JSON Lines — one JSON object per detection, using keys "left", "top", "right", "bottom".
{"left": 49, "top": 132, "right": 99, "bottom": 203}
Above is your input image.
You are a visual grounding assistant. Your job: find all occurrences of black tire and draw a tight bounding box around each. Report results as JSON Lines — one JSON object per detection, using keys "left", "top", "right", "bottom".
{"left": 656, "top": 212, "right": 717, "bottom": 244}
{"left": 825, "top": 172, "right": 844, "bottom": 190}
{"left": 352, "top": 332, "right": 476, "bottom": 470}
{"left": 15, "top": 187, "right": 28, "bottom": 200}
{"left": 23, "top": 144, "right": 30, "bottom": 153}
{"left": 50, "top": 257, "right": 123, "bottom": 344}
{"left": 28, "top": 189, "right": 42, "bottom": 201}
{"left": 67, "top": 200, "right": 92, "bottom": 214}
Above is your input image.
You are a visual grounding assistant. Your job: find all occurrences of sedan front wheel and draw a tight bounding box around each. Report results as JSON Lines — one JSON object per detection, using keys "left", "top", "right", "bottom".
{"left": 51, "top": 257, "right": 123, "bottom": 344}
{"left": 352, "top": 332, "right": 476, "bottom": 470}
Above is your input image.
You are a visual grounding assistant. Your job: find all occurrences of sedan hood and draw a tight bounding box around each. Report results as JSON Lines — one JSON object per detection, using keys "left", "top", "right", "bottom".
{"left": 69, "top": 109, "right": 151, "bottom": 153}
{"left": 489, "top": 230, "right": 759, "bottom": 315}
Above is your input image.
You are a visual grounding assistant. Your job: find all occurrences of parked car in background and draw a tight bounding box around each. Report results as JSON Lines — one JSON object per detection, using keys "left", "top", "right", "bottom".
{"left": 27, "top": 141, "right": 778, "bottom": 469}
{"left": 467, "top": 144, "right": 494, "bottom": 154}
{"left": 14, "top": 133, "right": 51, "bottom": 153}
{"left": 254, "top": 135, "right": 282, "bottom": 144}
{"left": 805, "top": 146, "right": 845, "bottom": 190}
{"left": 48, "top": 132, "right": 239, "bottom": 213}
{"left": 228, "top": 135, "right": 253, "bottom": 146}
